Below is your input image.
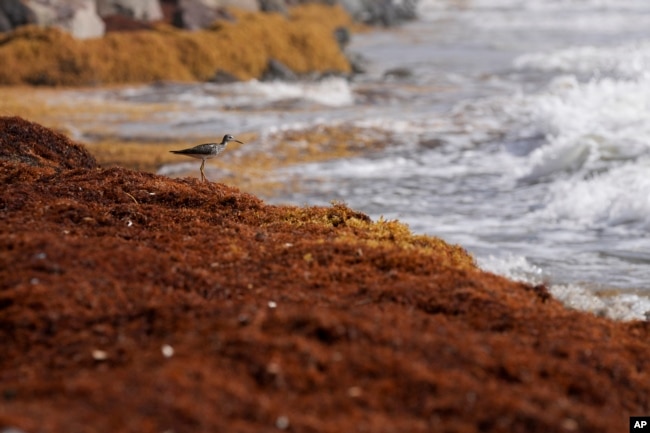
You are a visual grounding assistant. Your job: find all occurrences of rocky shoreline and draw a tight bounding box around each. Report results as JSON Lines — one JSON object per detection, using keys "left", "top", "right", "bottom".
{"left": 0, "top": 0, "right": 418, "bottom": 86}
{"left": 1, "top": 116, "right": 650, "bottom": 432}
{"left": 1, "top": 0, "right": 418, "bottom": 38}
{"left": 0, "top": 3, "right": 364, "bottom": 86}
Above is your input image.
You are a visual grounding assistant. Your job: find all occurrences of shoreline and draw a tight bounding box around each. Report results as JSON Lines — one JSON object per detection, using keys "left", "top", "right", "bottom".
{"left": 2, "top": 81, "right": 650, "bottom": 320}
{"left": 0, "top": 4, "right": 357, "bottom": 86}
{"left": 0, "top": 82, "right": 382, "bottom": 196}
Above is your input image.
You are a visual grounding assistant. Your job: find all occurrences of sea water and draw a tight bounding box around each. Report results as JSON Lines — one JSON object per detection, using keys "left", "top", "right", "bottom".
{"left": 72, "top": 0, "right": 650, "bottom": 320}
{"left": 267, "top": 0, "right": 650, "bottom": 320}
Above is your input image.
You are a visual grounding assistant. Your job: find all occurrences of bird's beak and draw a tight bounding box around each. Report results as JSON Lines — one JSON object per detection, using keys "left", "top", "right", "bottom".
{"left": 235, "top": 140, "right": 244, "bottom": 144}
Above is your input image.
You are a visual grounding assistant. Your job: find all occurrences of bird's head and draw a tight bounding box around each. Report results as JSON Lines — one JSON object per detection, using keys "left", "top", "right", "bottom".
{"left": 223, "top": 134, "right": 244, "bottom": 144}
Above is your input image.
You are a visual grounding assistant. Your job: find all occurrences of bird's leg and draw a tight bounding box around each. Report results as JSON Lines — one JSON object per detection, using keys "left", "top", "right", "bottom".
{"left": 200, "top": 160, "right": 208, "bottom": 182}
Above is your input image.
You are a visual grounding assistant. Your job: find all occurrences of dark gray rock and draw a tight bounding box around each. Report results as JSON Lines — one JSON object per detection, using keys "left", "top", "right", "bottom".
{"left": 261, "top": 59, "right": 298, "bottom": 82}
{"left": 338, "top": 0, "right": 418, "bottom": 26}
{"left": 209, "top": 69, "right": 240, "bottom": 83}
{"left": 255, "top": 0, "right": 419, "bottom": 26}
{"left": 96, "top": 0, "right": 163, "bottom": 21}
{"left": 202, "top": 0, "right": 258, "bottom": 11}
{"left": 0, "top": 0, "right": 35, "bottom": 31}
{"left": 419, "top": 137, "right": 446, "bottom": 149}
{"left": 383, "top": 67, "right": 413, "bottom": 81}
{"left": 333, "top": 26, "right": 350, "bottom": 49}
{"left": 173, "top": 0, "right": 216, "bottom": 30}
{"left": 0, "top": 12, "right": 11, "bottom": 32}
{"left": 258, "top": 0, "right": 288, "bottom": 14}
{"left": 346, "top": 51, "right": 369, "bottom": 74}
{"left": 172, "top": 0, "right": 245, "bottom": 30}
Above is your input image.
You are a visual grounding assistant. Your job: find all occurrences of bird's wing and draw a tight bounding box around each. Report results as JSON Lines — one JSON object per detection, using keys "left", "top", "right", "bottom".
{"left": 170, "top": 143, "right": 216, "bottom": 155}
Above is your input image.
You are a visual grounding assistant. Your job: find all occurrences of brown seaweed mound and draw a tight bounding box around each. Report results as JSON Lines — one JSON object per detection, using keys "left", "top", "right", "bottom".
{"left": 0, "top": 116, "right": 97, "bottom": 170}
{"left": 1, "top": 116, "right": 649, "bottom": 433}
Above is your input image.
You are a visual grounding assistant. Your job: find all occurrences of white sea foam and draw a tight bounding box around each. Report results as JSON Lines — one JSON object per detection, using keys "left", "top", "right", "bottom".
{"left": 549, "top": 285, "right": 650, "bottom": 321}
{"left": 418, "top": 0, "right": 650, "bottom": 35}
{"left": 284, "top": 154, "right": 418, "bottom": 180}
{"left": 119, "top": 77, "right": 355, "bottom": 110}
{"left": 515, "top": 42, "right": 650, "bottom": 79}
{"left": 472, "top": 67, "right": 650, "bottom": 231}
{"left": 420, "top": 0, "right": 650, "bottom": 10}
{"left": 495, "top": 74, "right": 650, "bottom": 181}
{"left": 478, "top": 255, "right": 650, "bottom": 321}
{"left": 477, "top": 254, "right": 546, "bottom": 284}
{"left": 241, "top": 77, "right": 354, "bottom": 107}
{"left": 419, "top": 0, "right": 650, "bottom": 44}
{"left": 536, "top": 159, "right": 650, "bottom": 228}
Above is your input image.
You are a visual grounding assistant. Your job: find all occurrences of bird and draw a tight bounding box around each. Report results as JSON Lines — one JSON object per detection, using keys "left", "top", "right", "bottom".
{"left": 170, "top": 134, "right": 243, "bottom": 182}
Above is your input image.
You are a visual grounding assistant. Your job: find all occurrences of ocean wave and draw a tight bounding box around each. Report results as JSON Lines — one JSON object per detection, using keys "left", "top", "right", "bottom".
{"left": 501, "top": 75, "right": 650, "bottom": 179}
{"left": 536, "top": 159, "right": 650, "bottom": 228}
{"left": 478, "top": 254, "right": 650, "bottom": 321}
{"left": 241, "top": 77, "right": 354, "bottom": 108}
{"left": 514, "top": 41, "right": 650, "bottom": 80}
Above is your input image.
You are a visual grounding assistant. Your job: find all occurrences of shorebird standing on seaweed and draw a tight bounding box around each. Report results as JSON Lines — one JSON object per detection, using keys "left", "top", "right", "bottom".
{"left": 170, "top": 134, "right": 243, "bottom": 182}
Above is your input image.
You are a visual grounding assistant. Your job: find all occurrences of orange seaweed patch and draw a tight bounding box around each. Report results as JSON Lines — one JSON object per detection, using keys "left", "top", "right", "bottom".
{"left": 0, "top": 26, "right": 96, "bottom": 86}
{"left": 0, "top": 5, "right": 352, "bottom": 86}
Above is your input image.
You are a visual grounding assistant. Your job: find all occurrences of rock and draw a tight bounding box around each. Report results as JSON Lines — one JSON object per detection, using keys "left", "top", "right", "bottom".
{"left": 254, "top": 0, "right": 419, "bottom": 26}
{"left": 346, "top": 51, "right": 369, "bottom": 74}
{"left": 0, "top": 0, "right": 35, "bottom": 32}
{"left": 208, "top": 69, "right": 240, "bottom": 83}
{"left": 383, "top": 66, "right": 413, "bottom": 81}
{"left": 172, "top": 0, "right": 215, "bottom": 30}
{"left": 338, "top": 0, "right": 418, "bottom": 26}
{"left": 258, "top": 0, "right": 288, "bottom": 14}
{"left": 67, "top": 1, "right": 106, "bottom": 38}
{"left": 0, "top": 11, "right": 10, "bottom": 32}
{"left": 21, "top": 1, "right": 55, "bottom": 28}
{"left": 23, "top": 0, "right": 105, "bottom": 39}
{"left": 201, "top": 0, "right": 258, "bottom": 11}
{"left": 333, "top": 26, "right": 350, "bottom": 49}
{"left": 419, "top": 137, "right": 446, "bottom": 149}
{"left": 96, "top": 0, "right": 164, "bottom": 21}
{"left": 261, "top": 58, "right": 298, "bottom": 82}
{"left": 171, "top": 0, "right": 258, "bottom": 30}
{"left": 172, "top": 0, "right": 237, "bottom": 30}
